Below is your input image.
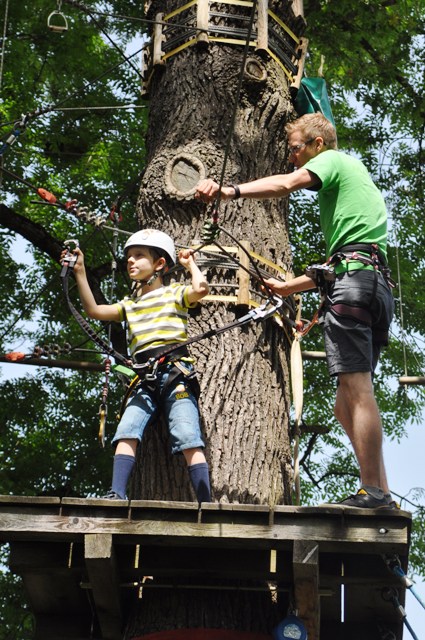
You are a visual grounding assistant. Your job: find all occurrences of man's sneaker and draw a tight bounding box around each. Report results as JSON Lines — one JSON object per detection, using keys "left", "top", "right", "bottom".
{"left": 101, "top": 489, "right": 127, "bottom": 500}
{"left": 385, "top": 493, "right": 401, "bottom": 510}
{"left": 338, "top": 487, "right": 396, "bottom": 509}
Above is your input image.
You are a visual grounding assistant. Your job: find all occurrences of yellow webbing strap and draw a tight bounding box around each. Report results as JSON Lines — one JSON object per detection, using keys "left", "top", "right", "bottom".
{"left": 290, "top": 294, "right": 304, "bottom": 505}
{"left": 164, "top": 0, "right": 197, "bottom": 21}
{"left": 268, "top": 9, "right": 300, "bottom": 45}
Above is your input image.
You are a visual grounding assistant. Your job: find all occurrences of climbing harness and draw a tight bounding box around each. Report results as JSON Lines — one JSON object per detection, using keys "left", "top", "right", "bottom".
{"left": 116, "top": 297, "right": 284, "bottom": 423}
{"left": 381, "top": 587, "right": 420, "bottom": 640}
{"left": 329, "top": 243, "right": 396, "bottom": 288}
{"left": 302, "top": 243, "right": 396, "bottom": 333}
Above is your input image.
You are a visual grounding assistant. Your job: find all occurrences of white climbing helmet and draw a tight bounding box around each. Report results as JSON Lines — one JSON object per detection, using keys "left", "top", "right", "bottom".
{"left": 124, "top": 229, "right": 176, "bottom": 266}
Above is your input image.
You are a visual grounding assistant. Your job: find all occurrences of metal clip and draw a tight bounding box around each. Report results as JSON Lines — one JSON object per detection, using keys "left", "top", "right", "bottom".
{"left": 144, "top": 358, "right": 160, "bottom": 381}
{"left": 254, "top": 296, "right": 283, "bottom": 320}
{"left": 305, "top": 263, "right": 336, "bottom": 282}
{"left": 60, "top": 239, "right": 79, "bottom": 277}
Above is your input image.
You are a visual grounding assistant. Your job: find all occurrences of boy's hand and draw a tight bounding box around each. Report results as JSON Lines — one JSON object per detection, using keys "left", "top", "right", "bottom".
{"left": 60, "top": 246, "right": 85, "bottom": 273}
{"left": 178, "top": 248, "right": 195, "bottom": 270}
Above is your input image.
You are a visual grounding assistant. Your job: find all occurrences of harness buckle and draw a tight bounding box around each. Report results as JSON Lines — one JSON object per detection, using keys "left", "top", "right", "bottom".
{"left": 305, "top": 263, "right": 336, "bottom": 285}
{"left": 135, "top": 357, "right": 160, "bottom": 382}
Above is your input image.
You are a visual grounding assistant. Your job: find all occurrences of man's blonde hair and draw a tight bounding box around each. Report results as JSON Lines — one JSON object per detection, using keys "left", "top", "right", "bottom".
{"left": 285, "top": 113, "right": 338, "bottom": 149}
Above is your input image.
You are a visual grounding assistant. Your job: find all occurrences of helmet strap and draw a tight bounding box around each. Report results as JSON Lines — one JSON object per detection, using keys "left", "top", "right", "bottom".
{"left": 131, "top": 265, "right": 166, "bottom": 297}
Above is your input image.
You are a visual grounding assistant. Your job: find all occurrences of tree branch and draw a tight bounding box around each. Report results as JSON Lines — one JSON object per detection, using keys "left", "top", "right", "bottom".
{"left": 0, "top": 203, "right": 127, "bottom": 356}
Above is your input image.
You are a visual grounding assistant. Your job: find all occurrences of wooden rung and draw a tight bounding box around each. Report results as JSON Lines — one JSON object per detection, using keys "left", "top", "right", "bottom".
{"left": 399, "top": 376, "right": 425, "bottom": 385}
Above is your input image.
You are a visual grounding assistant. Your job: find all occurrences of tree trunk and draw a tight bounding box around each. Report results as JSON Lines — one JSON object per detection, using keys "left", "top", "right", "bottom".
{"left": 126, "top": 1, "right": 304, "bottom": 636}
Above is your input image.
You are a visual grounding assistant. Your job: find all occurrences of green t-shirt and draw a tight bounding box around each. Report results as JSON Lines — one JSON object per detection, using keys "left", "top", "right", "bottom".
{"left": 303, "top": 150, "right": 388, "bottom": 262}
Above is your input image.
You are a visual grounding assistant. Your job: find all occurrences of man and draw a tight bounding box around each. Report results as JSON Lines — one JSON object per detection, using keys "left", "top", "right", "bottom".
{"left": 196, "top": 112, "right": 396, "bottom": 509}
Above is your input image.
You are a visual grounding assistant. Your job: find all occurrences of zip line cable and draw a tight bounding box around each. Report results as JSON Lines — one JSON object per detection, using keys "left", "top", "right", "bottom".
{"left": 0, "top": 0, "right": 9, "bottom": 90}
{"left": 0, "top": 44, "right": 144, "bottom": 134}
{"left": 71, "top": 1, "right": 143, "bottom": 81}
{"left": 61, "top": 0, "right": 244, "bottom": 34}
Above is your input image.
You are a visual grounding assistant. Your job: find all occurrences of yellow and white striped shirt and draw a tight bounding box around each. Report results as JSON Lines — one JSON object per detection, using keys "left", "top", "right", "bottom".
{"left": 115, "top": 283, "right": 194, "bottom": 357}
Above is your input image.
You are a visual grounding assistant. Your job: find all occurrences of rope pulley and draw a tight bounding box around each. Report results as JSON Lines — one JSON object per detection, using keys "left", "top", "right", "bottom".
{"left": 47, "top": 0, "right": 68, "bottom": 33}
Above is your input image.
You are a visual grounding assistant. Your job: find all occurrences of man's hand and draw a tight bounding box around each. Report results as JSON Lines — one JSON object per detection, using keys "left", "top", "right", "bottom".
{"left": 195, "top": 179, "right": 234, "bottom": 203}
{"left": 263, "top": 277, "right": 289, "bottom": 297}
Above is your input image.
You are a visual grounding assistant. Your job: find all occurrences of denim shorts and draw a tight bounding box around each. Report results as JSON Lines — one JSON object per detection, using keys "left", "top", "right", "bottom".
{"left": 112, "top": 363, "right": 205, "bottom": 454}
{"left": 322, "top": 269, "right": 394, "bottom": 376}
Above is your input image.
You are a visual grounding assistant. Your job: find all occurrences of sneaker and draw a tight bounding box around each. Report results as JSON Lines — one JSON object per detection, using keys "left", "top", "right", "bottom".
{"left": 385, "top": 493, "right": 401, "bottom": 510}
{"left": 101, "top": 489, "right": 127, "bottom": 500}
{"left": 338, "top": 487, "right": 396, "bottom": 509}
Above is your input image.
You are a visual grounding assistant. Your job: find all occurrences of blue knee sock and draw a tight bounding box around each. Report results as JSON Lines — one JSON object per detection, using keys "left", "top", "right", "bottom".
{"left": 188, "top": 462, "right": 211, "bottom": 503}
{"left": 111, "top": 454, "right": 135, "bottom": 499}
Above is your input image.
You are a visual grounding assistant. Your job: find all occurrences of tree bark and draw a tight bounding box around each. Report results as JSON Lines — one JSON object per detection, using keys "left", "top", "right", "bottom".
{"left": 127, "top": 1, "right": 304, "bottom": 636}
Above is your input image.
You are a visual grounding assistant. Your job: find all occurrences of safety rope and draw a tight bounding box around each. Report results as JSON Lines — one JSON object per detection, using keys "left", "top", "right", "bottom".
{"left": 98, "top": 358, "right": 111, "bottom": 447}
{"left": 385, "top": 555, "right": 425, "bottom": 612}
{"left": 381, "top": 587, "right": 420, "bottom": 640}
{"left": 60, "top": 241, "right": 131, "bottom": 368}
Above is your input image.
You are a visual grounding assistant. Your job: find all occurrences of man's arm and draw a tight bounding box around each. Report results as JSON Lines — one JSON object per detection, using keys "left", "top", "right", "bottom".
{"left": 195, "top": 169, "right": 320, "bottom": 202}
{"left": 264, "top": 274, "right": 317, "bottom": 297}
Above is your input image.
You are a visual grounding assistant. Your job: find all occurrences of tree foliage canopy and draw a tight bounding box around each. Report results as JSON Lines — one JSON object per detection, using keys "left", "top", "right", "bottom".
{"left": 0, "top": 0, "right": 424, "bottom": 636}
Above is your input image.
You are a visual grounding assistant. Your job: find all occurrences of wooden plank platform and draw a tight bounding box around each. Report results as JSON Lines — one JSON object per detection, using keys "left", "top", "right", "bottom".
{"left": 0, "top": 496, "right": 412, "bottom": 640}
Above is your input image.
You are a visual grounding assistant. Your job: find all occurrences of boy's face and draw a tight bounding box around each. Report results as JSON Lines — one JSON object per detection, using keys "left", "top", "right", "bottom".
{"left": 126, "top": 246, "right": 165, "bottom": 281}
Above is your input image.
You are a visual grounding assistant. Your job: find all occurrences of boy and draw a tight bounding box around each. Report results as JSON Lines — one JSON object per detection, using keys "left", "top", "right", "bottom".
{"left": 67, "top": 228, "right": 211, "bottom": 503}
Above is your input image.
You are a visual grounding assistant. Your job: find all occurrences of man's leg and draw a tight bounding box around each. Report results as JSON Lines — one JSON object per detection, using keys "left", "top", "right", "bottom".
{"left": 335, "top": 371, "right": 389, "bottom": 493}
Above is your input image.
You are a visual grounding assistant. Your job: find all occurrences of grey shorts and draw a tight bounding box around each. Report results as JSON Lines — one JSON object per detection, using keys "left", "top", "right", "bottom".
{"left": 322, "top": 269, "right": 394, "bottom": 376}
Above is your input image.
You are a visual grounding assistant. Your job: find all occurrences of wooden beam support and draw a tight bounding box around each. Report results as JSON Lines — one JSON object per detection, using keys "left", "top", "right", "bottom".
{"left": 256, "top": 0, "right": 268, "bottom": 51}
{"left": 0, "top": 498, "right": 410, "bottom": 640}
{"left": 399, "top": 375, "right": 425, "bottom": 385}
{"left": 291, "top": 37, "right": 308, "bottom": 91}
{"left": 84, "top": 533, "right": 122, "bottom": 640}
{"left": 153, "top": 13, "right": 165, "bottom": 66}
{"left": 196, "top": 0, "right": 209, "bottom": 44}
{"left": 237, "top": 241, "right": 251, "bottom": 306}
{"left": 0, "top": 498, "right": 411, "bottom": 557}
{"left": 293, "top": 540, "right": 320, "bottom": 640}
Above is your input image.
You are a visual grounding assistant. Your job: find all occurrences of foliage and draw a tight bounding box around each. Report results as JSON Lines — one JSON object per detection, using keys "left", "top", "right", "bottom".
{"left": 0, "top": 0, "right": 424, "bottom": 635}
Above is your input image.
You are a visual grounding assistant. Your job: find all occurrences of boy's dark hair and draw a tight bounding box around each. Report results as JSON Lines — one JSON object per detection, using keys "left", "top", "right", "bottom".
{"left": 149, "top": 247, "right": 172, "bottom": 269}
